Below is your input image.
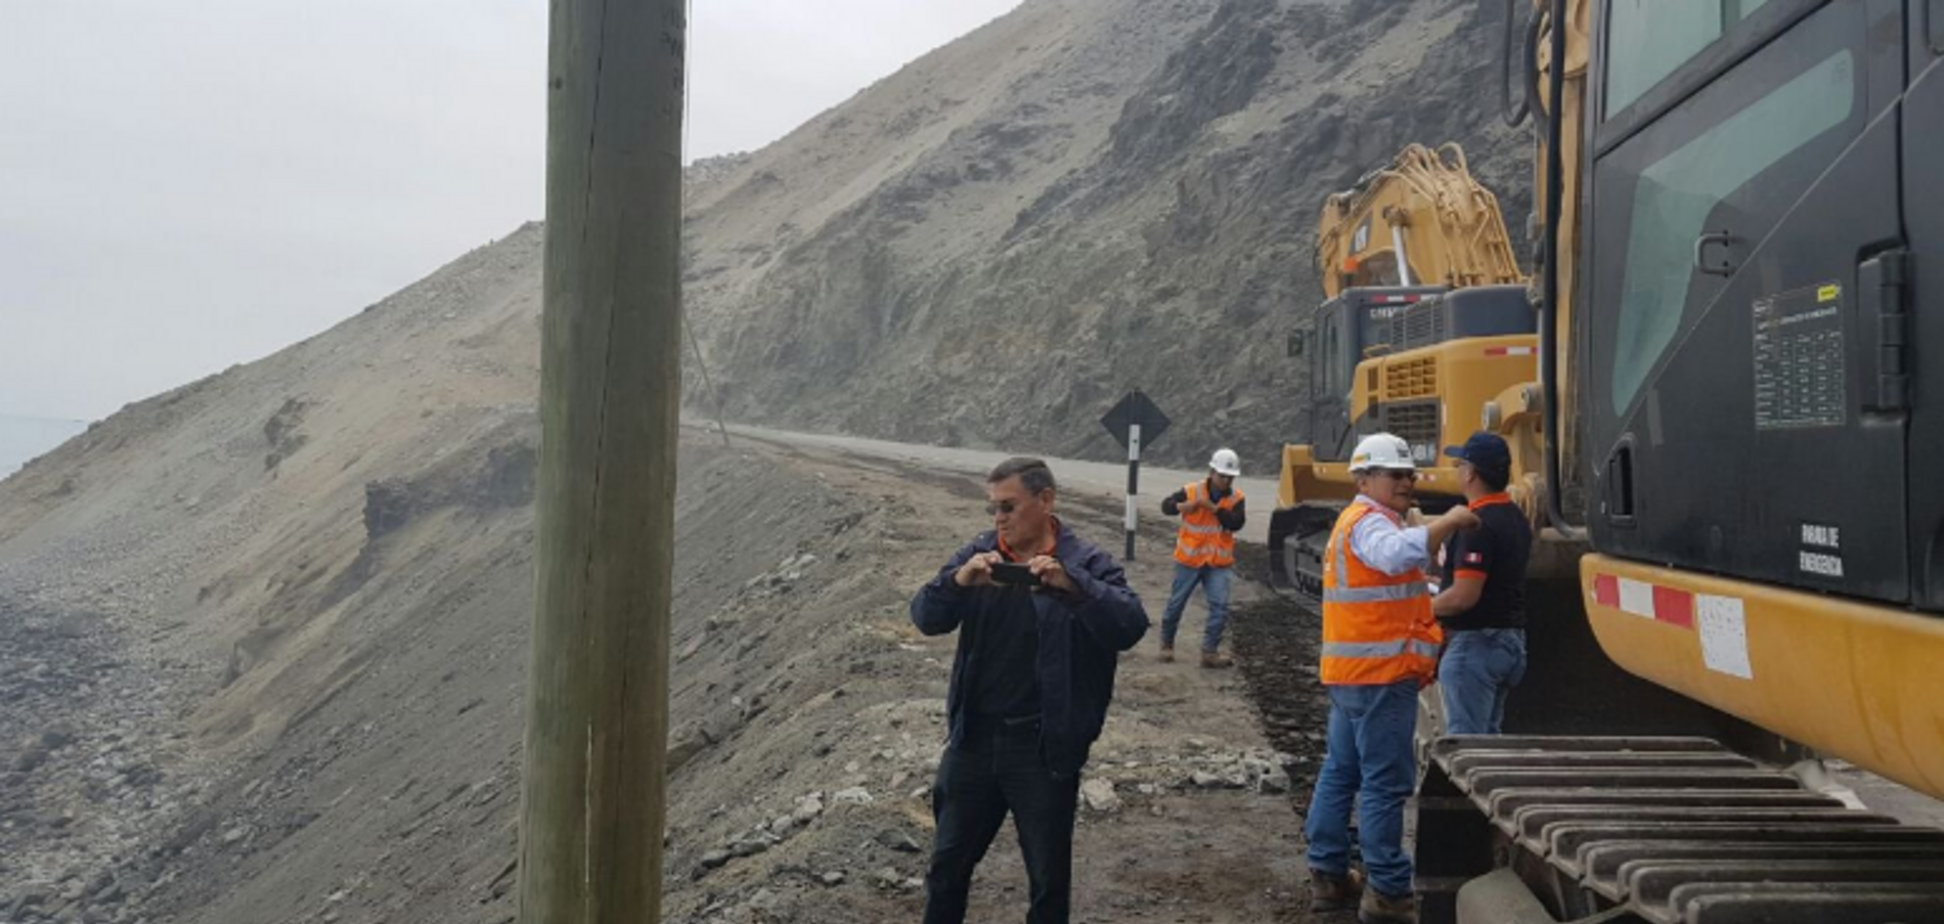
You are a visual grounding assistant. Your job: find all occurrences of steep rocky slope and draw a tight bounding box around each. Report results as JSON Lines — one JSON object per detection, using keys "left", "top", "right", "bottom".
{"left": 0, "top": 226, "right": 548, "bottom": 922}
{"left": 680, "top": 0, "right": 1531, "bottom": 466}
{"left": 0, "top": 230, "right": 1310, "bottom": 924}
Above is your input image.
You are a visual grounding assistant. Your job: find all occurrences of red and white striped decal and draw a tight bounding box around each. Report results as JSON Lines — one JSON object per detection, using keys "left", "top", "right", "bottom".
{"left": 1484, "top": 346, "right": 1535, "bottom": 357}
{"left": 1589, "top": 573, "right": 1754, "bottom": 679}
{"left": 1591, "top": 574, "right": 1693, "bottom": 627}
{"left": 1372, "top": 294, "right": 1423, "bottom": 304}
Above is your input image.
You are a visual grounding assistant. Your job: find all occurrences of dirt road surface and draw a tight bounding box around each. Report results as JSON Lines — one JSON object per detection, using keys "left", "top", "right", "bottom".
{"left": 693, "top": 421, "right": 1284, "bottom": 545}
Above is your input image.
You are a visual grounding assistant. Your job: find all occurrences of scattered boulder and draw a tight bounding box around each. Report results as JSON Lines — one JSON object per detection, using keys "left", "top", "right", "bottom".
{"left": 1080, "top": 778, "right": 1122, "bottom": 813}
{"left": 1190, "top": 771, "right": 1245, "bottom": 790}
{"left": 790, "top": 793, "right": 825, "bottom": 824}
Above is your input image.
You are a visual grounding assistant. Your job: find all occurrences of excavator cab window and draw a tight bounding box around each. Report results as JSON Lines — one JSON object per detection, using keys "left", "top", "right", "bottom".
{"left": 1347, "top": 250, "right": 1405, "bottom": 290}
{"left": 1305, "top": 298, "right": 1366, "bottom": 462}
{"left": 1307, "top": 309, "right": 1348, "bottom": 458}
{"left": 1604, "top": 0, "right": 1774, "bottom": 115}
{"left": 1306, "top": 286, "right": 1448, "bottom": 463}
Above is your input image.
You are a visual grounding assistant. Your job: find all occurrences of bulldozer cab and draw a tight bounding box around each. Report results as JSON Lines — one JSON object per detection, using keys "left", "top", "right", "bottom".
{"left": 1577, "top": 0, "right": 1936, "bottom": 608}
{"left": 1304, "top": 285, "right": 1448, "bottom": 463}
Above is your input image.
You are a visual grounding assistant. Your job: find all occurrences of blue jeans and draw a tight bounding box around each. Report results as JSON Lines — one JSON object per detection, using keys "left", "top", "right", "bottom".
{"left": 1160, "top": 563, "right": 1231, "bottom": 651}
{"left": 1304, "top": 679, "right": 1418, "bottom": 898}
{"left": 1438, "top": 628, "right": 1527, "bottom": 735}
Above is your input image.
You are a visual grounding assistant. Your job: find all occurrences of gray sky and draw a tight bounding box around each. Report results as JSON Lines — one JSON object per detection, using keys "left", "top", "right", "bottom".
{"left": 0, "top": 0, "right": 1021, "bottom": 422}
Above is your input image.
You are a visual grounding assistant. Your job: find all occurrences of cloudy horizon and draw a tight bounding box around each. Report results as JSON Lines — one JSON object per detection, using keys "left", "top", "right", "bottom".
{"left": 1, "top": 0, "right": 1022, "bottom": 422}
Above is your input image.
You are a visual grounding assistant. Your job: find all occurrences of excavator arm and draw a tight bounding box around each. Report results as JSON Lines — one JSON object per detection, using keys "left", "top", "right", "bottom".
{"left": 1314, "top": 142, "right": 1524, "bottom": 300}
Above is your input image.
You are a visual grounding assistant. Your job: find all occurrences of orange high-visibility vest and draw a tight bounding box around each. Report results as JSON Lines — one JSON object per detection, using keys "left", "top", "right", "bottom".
{"left": 1319, "top": 501, "right": 1441, "bottom": 685}
{"left": 1173, "top": 481, "right": 1242, "bottom": 568}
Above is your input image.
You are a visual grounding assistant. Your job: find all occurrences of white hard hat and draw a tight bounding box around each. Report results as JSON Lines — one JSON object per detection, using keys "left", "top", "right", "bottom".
{"left": 1208, "top": 448, "right": 1241, "bottom": 477}
{"left": 1349, "top": 433, "right": 1415, "bottom": 473}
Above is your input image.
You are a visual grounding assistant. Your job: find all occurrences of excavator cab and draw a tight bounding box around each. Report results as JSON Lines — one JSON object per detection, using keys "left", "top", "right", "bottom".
{"left": 1301, "top": 285, "right": 1450, "bottom": 464}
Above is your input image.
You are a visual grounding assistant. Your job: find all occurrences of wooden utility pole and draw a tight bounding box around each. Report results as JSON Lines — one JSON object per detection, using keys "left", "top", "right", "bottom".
{"left": 517, "top": 1, "right": 686, "bottom": 922}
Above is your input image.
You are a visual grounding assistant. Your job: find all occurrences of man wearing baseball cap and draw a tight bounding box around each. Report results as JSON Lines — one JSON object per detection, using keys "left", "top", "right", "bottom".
{"left": 1430, "top": 432, "right": 1532, "bottom": 735}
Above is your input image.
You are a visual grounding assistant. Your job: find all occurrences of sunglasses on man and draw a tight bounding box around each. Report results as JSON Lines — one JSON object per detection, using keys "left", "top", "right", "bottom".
{"left": 1372, "top": 469, "right": 1417, "bottom": 482}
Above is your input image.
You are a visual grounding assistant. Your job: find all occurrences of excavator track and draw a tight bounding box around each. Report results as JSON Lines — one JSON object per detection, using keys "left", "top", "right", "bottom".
{"left": 1416, "top": 736, "right": 1944, "bottom": 924}
{"left": 1265, "top": 502, "right": 1339, "bottom": 604}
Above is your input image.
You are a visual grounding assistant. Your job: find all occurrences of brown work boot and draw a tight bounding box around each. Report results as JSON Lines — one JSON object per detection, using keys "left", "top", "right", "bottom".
{"left": 1158, "top": 642, "right": 1175, "bottom": 663}
{"left": 1308, "top": 868, "right": 1364, "bottom": 912}
{"left": 1200, "top": 650, "right": 1234, "bottom": 669}
{"left": 1358, "top": 888, "right": 1418, "bottom": 924}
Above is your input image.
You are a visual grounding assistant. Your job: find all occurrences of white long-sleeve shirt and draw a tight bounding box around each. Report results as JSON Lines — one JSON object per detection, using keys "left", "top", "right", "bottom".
{"left": 1348, "top": 495, "right": 1432, "bottom": 576}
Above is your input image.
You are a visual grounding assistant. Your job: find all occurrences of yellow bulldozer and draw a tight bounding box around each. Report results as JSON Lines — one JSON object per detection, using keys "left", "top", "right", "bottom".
{"left": 1270, "top": 1, "right": 1944, "bottom": 921}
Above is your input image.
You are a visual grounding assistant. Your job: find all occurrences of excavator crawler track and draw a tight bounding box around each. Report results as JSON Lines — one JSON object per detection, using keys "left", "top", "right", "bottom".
{"left": 1416, "top": 736, "right": 1944, "bottom": 924}
{"left": 1265, "top": 502, "right": 1340, "bottom": 604}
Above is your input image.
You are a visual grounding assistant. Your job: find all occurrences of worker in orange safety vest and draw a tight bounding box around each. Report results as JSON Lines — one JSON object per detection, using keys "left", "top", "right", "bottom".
{"left": 1157, "top": 448, "right": 1245, "bottom": 668}
{"left": 1303, "top": 432, "right": 1479, "bottom": 924}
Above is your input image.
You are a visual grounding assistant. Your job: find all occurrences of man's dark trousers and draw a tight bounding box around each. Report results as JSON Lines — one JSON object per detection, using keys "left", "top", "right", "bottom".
{"left": 923, "top": 715, "right": 1080, "bottom": 924}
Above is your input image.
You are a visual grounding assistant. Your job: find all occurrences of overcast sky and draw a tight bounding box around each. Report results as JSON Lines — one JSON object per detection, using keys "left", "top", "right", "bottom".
{"left": 0, "top": 0, "right": 1021, "bottom": 422}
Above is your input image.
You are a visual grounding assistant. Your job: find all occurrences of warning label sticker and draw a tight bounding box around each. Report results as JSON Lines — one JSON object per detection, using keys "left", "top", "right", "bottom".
{"left": 1753, "top": 283, "right": 1846, "bottom": 430}
{"left": 1698, "top": 595, "right": 1754, "bottom": 680}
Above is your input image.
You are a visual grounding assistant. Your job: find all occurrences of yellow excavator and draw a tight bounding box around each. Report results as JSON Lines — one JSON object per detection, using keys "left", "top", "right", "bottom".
{"left": 1270, "top": 1, "right": 1944, "bottom": 921}
{"left": 1269, "top": 141, "right": 1543, "bottom": 599}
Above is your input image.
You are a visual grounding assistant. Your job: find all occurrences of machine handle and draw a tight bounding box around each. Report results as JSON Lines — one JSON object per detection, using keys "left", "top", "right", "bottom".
{"left": 1695, "top": 230, "right": 1736, "bottom": 276}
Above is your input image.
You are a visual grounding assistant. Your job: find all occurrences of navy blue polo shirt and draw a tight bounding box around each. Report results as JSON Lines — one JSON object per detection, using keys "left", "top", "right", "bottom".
{"left": 1439, "top": 493, "right": 1531, "bottom": 631}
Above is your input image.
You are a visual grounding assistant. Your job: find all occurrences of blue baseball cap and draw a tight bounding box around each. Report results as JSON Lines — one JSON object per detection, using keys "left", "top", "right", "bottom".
{"left": 1443, "top": 432, "right": 1511, "bottom": 481}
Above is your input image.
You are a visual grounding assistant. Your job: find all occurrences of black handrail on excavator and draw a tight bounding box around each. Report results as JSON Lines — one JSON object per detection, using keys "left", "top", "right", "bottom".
{"left": 1501, "top": 0, "right": 1539, "bottom": 128}
{"left": 1540, "top": 0, "right": 1577, "bottom": 539}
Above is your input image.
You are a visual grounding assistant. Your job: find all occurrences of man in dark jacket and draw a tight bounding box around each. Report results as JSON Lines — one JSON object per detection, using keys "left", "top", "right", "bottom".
{"left": 911, "top": 456, "right": 1150, "bottom": 924}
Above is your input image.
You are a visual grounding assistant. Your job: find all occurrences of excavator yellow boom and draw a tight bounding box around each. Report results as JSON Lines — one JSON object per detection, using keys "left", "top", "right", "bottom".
{"left": 1314, "top": 142, "right": 1525, "bottom": 300}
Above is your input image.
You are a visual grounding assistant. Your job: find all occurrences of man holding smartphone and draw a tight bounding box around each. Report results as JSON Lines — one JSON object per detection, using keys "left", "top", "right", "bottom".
{"left": 911, "top": 457, "right": 1150, "bottom": 924}
{"left": 1158, "top": 448, "right": 1246, "bottom": 668}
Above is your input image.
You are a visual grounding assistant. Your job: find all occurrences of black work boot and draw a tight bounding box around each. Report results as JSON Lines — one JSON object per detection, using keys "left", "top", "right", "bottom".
{"left": 1308, "top": 867, "right": 1364, "bottom": 912}
{"left": 1358, "top": 887, "right": 1418, "bottom": 924}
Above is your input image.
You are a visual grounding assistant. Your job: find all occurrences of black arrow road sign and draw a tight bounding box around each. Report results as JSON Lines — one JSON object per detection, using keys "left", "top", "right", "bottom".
{"left": 1100, "top": 390, "right": 1170, "bottom": 451}
{"left": 1101, "top": 390, "right": 1171, "bottom": 561}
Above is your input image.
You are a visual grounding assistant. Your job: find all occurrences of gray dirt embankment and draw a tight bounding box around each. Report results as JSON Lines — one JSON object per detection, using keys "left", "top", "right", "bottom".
{"left": 4, "top": 435, "right": 1328, "bottom": 924}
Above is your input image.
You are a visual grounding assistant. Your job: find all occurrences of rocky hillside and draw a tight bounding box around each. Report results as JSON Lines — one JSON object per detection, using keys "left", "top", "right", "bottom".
{"left": 0, "top": 251, "right": 1312, "bottom": 924}
{"left": 0, "top": 226, "right": 1310, "bottom": 923}
{"left": 0, "top": 227, "right": 549, "bottom": 924}
{"left": 681, "top": 0, "right": 1532, "bottom": 467}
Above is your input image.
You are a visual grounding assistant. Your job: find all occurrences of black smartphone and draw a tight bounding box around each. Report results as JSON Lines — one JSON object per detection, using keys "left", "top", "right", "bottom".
{"left": 989, "top": 561, "right": 1041, "bottom": 587}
